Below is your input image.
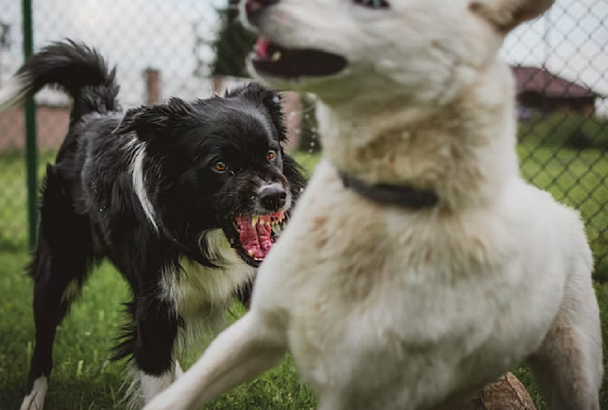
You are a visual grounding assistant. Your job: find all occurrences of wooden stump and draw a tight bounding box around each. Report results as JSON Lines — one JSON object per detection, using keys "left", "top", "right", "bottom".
{"left": 445, "top": 373, "right": 537, "bottom": 410}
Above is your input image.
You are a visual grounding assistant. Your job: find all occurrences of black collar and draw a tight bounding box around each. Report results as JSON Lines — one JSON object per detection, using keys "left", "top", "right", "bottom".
{"left": 338, "top": 171, "right": 439, "bottom": 209}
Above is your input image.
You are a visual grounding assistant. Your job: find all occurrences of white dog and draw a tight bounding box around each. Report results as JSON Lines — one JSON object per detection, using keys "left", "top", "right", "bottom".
{"left": 144, "top": 0, "right": 603, "bottom": 409}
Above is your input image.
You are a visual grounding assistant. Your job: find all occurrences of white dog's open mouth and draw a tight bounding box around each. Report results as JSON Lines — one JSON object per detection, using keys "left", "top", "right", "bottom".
{"left": 251, "top": 38, "right": 348, "bottom": 79}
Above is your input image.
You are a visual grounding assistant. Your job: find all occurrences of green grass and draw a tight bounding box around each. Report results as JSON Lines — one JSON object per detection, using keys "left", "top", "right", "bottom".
{"left": 518, "top": 113, "right": 608, "bottom": 150}
{"left": 517, "top": 142, "right": 608, "bottom": 282}
{"left": 0, "top": 143, "right": 607, "bottom": 409}
{"left": 0, "top": 254, "right": 130, "bottom": 409}
{"left": 0, "top": 252, "right": 315, "bottom": 410}
{"left": 0, "top": 149, "right": 57, "bottom": 251}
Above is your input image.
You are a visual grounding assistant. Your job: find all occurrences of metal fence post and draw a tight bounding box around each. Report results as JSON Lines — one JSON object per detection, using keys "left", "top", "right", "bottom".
{"left": 22, "top": 0, "right": 38, "bottom": 249}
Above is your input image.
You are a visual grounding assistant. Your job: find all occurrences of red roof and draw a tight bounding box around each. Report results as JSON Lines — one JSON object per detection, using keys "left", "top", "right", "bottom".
{"left": 511, "top": 66, "right": 598, "bottom": 99}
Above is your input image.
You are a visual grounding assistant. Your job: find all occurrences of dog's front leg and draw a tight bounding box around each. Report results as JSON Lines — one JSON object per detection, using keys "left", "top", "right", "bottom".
{"left": 142, "top": 311, "right": 287, "bottom": 410}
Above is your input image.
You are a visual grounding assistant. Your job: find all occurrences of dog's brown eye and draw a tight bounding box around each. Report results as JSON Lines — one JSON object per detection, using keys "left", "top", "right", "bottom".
{"left": 267, "top": 150, "right": 277, "bottom": 161}
{"left": 214, "top": 161, "right": 228, "bottom": 172}
{"left": 354, "top": 0, "right": 390, "bottom": 9}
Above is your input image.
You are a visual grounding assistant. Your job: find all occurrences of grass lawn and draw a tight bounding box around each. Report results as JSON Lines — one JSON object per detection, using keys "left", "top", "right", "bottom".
{"left": 0, "top": 143, "right": 607, "bottom": 409}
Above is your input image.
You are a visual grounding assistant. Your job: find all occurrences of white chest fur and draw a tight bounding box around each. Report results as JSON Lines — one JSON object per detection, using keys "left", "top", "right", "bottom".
{"left": 160, "top": 230, "right": 256, "bottom": 329}
{"left": 253, "top": 162, "right": 582, "bottom": 410}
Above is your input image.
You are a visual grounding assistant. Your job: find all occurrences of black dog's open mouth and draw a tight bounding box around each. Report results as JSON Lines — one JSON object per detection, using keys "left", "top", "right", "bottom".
{"left": 251, "top": 38, "right": 348, "bottom": 79}
{"left": 228, "top": 211, "right": 286, "bottom": 266}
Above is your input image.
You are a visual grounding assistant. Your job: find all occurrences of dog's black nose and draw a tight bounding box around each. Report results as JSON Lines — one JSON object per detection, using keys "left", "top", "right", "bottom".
{"left": 259, "top": 184, "right": 287, "bottom": 211}
{"left": 245, "top": 0, "right": 279, "bottom": 21}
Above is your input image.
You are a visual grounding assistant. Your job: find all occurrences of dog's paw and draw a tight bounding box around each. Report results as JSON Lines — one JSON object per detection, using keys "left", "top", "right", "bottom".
{"left": 19, "top": 377, "right": 48, "bottom": 410}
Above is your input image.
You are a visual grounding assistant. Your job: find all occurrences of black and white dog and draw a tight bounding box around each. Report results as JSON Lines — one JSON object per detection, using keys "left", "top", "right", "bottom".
{"left": 0, "top": 40, "right": 307, "bottom": 410}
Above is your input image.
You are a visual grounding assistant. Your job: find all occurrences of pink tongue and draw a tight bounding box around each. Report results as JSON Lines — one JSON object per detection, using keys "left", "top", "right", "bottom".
{"left": 255, "top": 38, "right": 271, "bottom": 59}
{"left": 236, "top": 216, "right": 273, "bottom": 260}
{"left": 257, "top": 223, "right": 273, "bottom": 253}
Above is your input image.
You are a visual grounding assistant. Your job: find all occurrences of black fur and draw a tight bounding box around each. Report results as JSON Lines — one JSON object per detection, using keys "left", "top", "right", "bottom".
{"left": 11, "top": 40, "right": 307, "bottom": 401}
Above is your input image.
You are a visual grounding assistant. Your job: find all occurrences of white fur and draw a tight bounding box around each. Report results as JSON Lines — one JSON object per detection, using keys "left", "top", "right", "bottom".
{"left": 124, "top": 362, "right": 184, "bottom": 410}
{"left": 144, "top": 0, "right": 603, "bottom": 410}
{"left": 120, "top": 230, "right": 255, "bottom": 408}
{"left": 0, "top": 74, "right": 30, "bottom": 110}
{"left": 19, "top": 377, "right": 48, "bottom": 410}
{"left": 161, "top": 229, "right": 256, "bottom": 328}
{"left": 130, "top": 142, "right": 159, "bottom": 232}
{"left": 140, "top": 372, "right": 176, "bottom": 404}
{"left": 174, "top": 361, "right": 184, "bottom": 379}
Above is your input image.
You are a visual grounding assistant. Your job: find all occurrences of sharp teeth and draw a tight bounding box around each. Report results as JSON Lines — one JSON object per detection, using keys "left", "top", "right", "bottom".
{"left": 260, "top": 219, "right": 265, "bottom": 225}
{"left": 271, "top": 51, "right": 282, "bottom": 61}
{"left": 248, "top": 250, "right": 254, "bottom": 256}
{"left": 252, "top": 216, "right": 258, "bottom": 226}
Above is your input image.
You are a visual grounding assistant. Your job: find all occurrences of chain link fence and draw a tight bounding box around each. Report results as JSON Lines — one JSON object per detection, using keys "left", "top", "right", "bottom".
{"left": 0, "top": 0, "right": 606, "bottom": 280}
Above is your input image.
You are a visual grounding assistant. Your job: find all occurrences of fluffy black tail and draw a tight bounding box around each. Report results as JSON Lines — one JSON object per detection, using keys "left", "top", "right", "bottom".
{"left": 0, "top": 39, "right": 119, "bottom": 118}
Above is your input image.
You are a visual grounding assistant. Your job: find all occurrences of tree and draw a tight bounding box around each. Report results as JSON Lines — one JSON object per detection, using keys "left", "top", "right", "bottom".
{"left": 210, "top": 0, "right": 256, "bottom": 78}
{"left": 209, "top": 1, "right": 320, "bottom": 154}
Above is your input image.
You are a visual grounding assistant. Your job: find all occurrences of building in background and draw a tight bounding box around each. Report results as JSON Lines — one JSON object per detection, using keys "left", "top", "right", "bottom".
{"left": 0, "top": 65, "right": 602, "bottom": 152}
{"left": 0, "top": 68, "right": 165, "bottom": 151}
{"left": 513, "top": 66, "right": 599, "bottom": 120}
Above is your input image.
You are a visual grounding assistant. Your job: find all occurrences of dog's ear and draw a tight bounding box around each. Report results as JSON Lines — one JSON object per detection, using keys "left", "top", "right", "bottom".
{"left": 225, "top": 82, "right": 288, "bottom": 144}
{"left": 469, "top": 0, "right": 554, "bottom": 32}
{"left": 113, "top": 97, "right": 192, "bottom": 142}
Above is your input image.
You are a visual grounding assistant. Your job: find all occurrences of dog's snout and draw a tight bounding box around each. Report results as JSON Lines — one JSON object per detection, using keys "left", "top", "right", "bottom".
{"left": 258, "top": 184, "right": 287, "bottom": 212}
{"left": 245, "top": 0, "right": 279, "bottom": 21}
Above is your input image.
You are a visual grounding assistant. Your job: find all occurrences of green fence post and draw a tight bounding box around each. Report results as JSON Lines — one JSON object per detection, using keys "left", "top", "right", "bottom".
{"left": 22, "top": 0, "right": 38, "bottom": 249}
